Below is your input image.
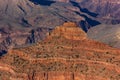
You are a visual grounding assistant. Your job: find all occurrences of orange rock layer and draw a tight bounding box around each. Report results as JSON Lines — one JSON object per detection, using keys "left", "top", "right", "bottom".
{"left": 0, "top": 22, "right": 120, "bottom": 80}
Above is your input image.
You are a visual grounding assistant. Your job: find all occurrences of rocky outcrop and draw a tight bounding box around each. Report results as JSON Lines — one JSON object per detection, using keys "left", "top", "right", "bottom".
{"left": 0, "top": 0, "right": 85, "bottom": 28}
{"left": 0, "top": 0, "right": 84, "bottom": 53}
{"left": 78, "top": 0, "right": 120, "bottom": 24}
{"left": 49, "top": 22, "right": 87, "bottom": 40}
{"left": 26, "top": 27, "right": 52, "bottom": 44}
{"left": 87, "top": 24, "right": 120, "bottom": 48}
{"left": 0, "top": 22, "right": 120, "bottom": 80}
{"left": 1, "top": 0, "right": 120, "bottom": 53}
{"left": 0, "top": 27, "right": 52, "bottom": 55}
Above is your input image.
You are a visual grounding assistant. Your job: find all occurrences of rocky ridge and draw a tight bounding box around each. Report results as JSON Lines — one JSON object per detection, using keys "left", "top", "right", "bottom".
{"left": 78, "top": 0, "right": 120, "bottom": 24}
{"left": 0, "top": 22, "right": 120, "bottom": 80}
{"left": 0, "top": 0, "right": 85, "bottom": 53}
{"left": 0, "top": 0, "right": 120, "bottom": 52}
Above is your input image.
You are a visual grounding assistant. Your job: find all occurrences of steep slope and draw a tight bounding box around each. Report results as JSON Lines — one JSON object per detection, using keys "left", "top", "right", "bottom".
{"left": 0, "top": 0, "right": 120, "bottom": 52}
{"left": 0, "top": 0, "right": 85, "bottom": 28}
{"left": 87, "top": 24, "right": 120, "bottom": 48}
{"left": 0, "top": 22, "right": 120, "bottom": 80}
{"left": 0, "top": 27, "right": 52, "bottom": 56}
{"left": 78, "top": 0, "right": 120, "bottom": 24}
{"left": 0, "top": 0, "right": 85, "bottom": 53}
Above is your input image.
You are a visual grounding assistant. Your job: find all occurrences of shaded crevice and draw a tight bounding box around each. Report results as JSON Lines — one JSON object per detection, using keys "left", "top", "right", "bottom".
{"left": 27, "top": 30, "right": 35, "bottom": 44}
{"left": 44, "top": 72, "right": 48, "bottom": 80}
{"left": 75, "top": 11, "right": 101, "bottom": 27}
{"left": 79, "top": 20, "right": 91, "bottom": 32}
{"left": 28, "top": 71, "right": 35, "bottom": 80}
{"left": 29, "top": 0, "right": 56, "bottom": 6}
{"left": 5, "top": 4, "right": 8, "bottom": 14}
{"left": 69, "top": 1, "right": 101, "bottom": 32}
{"left": 17, "top": 5, "right": 27, "bottom": 15}
{"left": 0, "top": 50, "right": 7, "bottom": 56}
{"left": 32, "top": 71, "right": 35, "bottom": 80}
{"left": 21, "top": 18, "right": 31, "bottom": 27}
{"left": 72, "top": 72, "right": 75, "bottom": 80}
{"left": 70, "top": 1, "right": 99, "bottom": 17}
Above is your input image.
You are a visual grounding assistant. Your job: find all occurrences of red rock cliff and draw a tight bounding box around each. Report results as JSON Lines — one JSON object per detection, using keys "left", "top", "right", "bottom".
{"left": 0, "top": 22, "right": 120, "bottom": 80}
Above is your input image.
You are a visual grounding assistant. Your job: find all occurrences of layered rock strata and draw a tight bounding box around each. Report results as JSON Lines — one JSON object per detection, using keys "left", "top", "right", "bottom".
{"left": 0, "top": 22, "right": 120, "bottom": 80}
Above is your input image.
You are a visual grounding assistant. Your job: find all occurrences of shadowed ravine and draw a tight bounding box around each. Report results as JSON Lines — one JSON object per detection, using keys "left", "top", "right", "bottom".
{"left": 29, "top": 0, "right": 56, "bottom": 6}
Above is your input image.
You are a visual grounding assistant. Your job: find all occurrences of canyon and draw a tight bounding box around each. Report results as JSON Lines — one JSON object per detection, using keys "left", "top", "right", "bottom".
{"left": 0, "top": 0, "right": 120, "bottom": 53}
{"left": 0, "top": 0, "right": 120, "bottom": 79}
{"left": 0, "top": 22, "right": 120, "bottom": 80}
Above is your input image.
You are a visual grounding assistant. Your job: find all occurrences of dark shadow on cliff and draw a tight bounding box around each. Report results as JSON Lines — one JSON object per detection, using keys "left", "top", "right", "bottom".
{"left": 70, "top": 1, "right": 99, "bottom": 17}
{"left": 29, "top": 0, "right": 56, "bottom": 6}
{"left": 75, "top": 11, "right": 101, "bottom": 32}
{"left": 0, "top": 50, "right": 7, "bottom": 56}
{"left": 70, "top": 1, "right": 101, "bottom": 32}
{"left": 76, "top": 11, "right": 100, "bottom": 26}
{"left": 79, "top": 20, "right": 91, "bottom": 32}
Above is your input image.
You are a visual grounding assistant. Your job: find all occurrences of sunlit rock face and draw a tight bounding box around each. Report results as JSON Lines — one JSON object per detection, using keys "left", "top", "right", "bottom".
{"left": 0, "top": 0, "right": 120, "bottom": 60}
{"left": 0, "top": 0, "right": 119, "bottom": 54}
{"left": 49, "top": 22, "right": 87, "bottom": 40}
{"left": 87, "top": 24, "right": 120, "bottom": 48}
{"left": 0, "top": 22, "right": 120, "bottom": 80}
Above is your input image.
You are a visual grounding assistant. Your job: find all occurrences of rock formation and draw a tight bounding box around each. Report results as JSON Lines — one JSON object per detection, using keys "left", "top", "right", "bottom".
{"left": 0, "top": 0, "right": 120, "bottom": 53}
{"left": 78, "top": 0, "right": 120, "bottom": 24}
{"left": 87, "top": 24, "right": 120, "bottom": 48}
{"left": 0, "top": 22, "right": 120, "bottom": 80}
{"left": 0, "top": 27, "right": 52, "bottom": 55}
{"left": 0, "top": 0, "right": 85, "bottom": 52}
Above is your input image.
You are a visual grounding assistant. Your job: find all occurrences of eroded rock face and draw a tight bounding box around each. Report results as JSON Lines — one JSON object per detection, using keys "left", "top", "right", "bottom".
{"left": 1, "top": 0, "right": 120, "bottom": 53}
{"left": 0, "top": 22, "right": 120, "bottom": 80}
{"left": 0, "top": 27, "right": 52, "bottom": 55}
{"left": 0, "top": 0, "right": 85, "bottom": 53}
{"left": 49, "top": 22, "right": 87, "bottom": 40}
{"left": 87, "top": 24, "right": 120, "bottom": 48}
{"left": 78, "top": 0, "right": 120, "bottom": 24}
